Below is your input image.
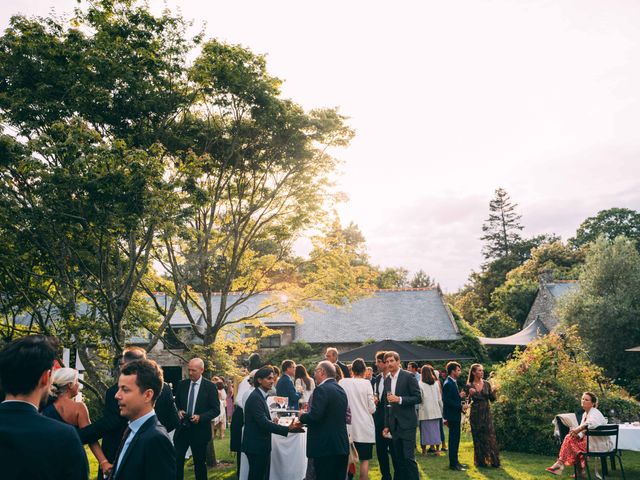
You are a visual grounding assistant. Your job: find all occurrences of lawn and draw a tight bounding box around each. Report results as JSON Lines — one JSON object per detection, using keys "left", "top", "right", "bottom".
{"left": 88, "top": 432, "right": 640, "bottom": 479}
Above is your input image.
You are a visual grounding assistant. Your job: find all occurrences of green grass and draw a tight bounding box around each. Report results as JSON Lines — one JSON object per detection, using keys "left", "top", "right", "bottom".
{"left": 87, "top": 433, "right": 640, "bottom": 479}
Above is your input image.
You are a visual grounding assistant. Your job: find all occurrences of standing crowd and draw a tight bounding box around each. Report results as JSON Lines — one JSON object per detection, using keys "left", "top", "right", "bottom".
{"left": 0, "top": 335, "right": 502, "bottom": 480}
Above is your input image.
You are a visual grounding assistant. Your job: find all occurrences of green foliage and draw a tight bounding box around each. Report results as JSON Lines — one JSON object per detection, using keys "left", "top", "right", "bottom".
{"left": 492, "top": 329, "right": 640, "bottom": 455}
{"left": 474, "top": 311, "right": 519, "bottom": 338}
{"left": 374, "top": 267, "right": 408, "bottom": 289}
{"left": 410, "top": 270, "right": 435, "bottom": 288}
{"left": 261, "top": 341, "right": 324, "bottom": 372}
{"left": 559, "top": 235, "right": 640, "bottom": 397}
{"left": 570, "top": 208, "right": 640, "bottom": 251}
{"left": 441, "top": 306, "right": 489, "bottom": 363}
{"left": 481, "top": 188, "right": 524, "bottom": 260}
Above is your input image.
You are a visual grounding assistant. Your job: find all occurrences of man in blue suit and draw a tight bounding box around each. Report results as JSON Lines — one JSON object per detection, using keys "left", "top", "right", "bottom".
{"left": 442, "top": 361, "right": 468, "bottom": 471}
{"left": 242, "top": 366, "right": 303, "bottom": 479}
{"left": 275, "top": 359, "right": 300, "bottom": 408}
{"left": 298, "top": 361, "right": 349, "bottom": 480}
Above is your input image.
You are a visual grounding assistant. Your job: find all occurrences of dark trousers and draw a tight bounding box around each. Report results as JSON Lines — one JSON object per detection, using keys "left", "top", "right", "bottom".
{"left": 391, "top": 434, "right": 419, "bottom": 480}
{"left": 313, "top": 454, "right": 348, "bottom": 480}
{"left": 175, "top": 432, "right": 208, "bottom": 480}
{"left": 447, "top": 420, "right": 461, "bottom": 467}
{"left": 246, "top": 452, "right": 270, "bottom": 480}
{"left": 375, "top": 424, "right": 396, "bottom": 480}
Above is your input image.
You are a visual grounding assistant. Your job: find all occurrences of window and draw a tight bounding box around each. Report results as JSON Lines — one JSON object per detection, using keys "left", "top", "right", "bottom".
{"left": 260, "top": 334, "right": 281, "bottom": 348}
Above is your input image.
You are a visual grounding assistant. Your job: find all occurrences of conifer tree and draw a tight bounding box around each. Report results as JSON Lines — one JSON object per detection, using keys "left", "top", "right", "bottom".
{"left": 481, "top": 188, "right": 524, "bottom": 259}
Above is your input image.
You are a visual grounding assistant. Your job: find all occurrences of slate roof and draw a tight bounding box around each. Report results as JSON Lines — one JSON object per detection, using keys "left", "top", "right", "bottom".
{"left": 547, "top": 282, "right": 579, "bottom": 300}
{"left": 339, "top": 339, "right": 472, "bottom": 362}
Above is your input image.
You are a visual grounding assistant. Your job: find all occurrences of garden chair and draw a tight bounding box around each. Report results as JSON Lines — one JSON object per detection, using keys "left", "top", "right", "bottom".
{"left": 576, "top": 424, "right": 625, "bottom": 480}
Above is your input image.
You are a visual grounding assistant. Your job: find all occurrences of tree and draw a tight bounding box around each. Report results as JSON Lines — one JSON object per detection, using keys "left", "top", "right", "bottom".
{"left": 481, "top": 188, "right": 524, "bottom": 260}
{"left": 559, "top": 235, "right": 640, "bottom": 397}
{"left": 410, "top": 270, "right": 435, "bottom": 288}
{"left": 374, "top": 267, "right": 409, "bottom": 289}
{"left": 570, "top": 208, "right": 640, "bottom": 251}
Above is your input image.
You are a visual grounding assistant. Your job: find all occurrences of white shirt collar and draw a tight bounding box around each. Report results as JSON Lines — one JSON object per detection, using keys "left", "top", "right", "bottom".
{"left": 191, "top": 377, "right": 202, "bottom": 386}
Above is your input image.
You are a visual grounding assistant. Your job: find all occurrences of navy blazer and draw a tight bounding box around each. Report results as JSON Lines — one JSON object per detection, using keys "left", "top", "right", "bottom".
{"left": 0, "top": 401, "right": 89, "bottom": 480}
{"left": 383, "top": 369, "right": 421, "bottom": 439}
{"left": 299, "top": 378, "right": 349, "bottom": 458}
{"left": 241, "top": 388, "right": 289, "bottom": 455}
{"left": 275, "top": 374, "right": 301, "bottom": 408}
{"left": 174, "top": 377, "right": 220, "bottom": 443}
{"left": 442, "top": 377, "right": 463, "bottom": 422}
{"left": 113, "top": 415, "right": 175, "bottom": 480}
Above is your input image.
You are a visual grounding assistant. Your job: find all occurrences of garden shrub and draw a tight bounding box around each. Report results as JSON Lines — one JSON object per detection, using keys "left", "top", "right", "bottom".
{"left": 492, "top": 327, "right": 640, "bottom": 455}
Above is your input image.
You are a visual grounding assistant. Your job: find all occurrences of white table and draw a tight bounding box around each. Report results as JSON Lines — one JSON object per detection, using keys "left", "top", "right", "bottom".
{"left": 239, "top": 430, "right": 307, "bottom": 480}
{"left": 618, "top": 424, "right": 640, "bottom": 451}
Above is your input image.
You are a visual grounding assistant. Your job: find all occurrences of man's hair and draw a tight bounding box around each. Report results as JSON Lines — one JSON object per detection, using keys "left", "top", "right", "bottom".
{"left": 375, "top": 351, "right": 387, "bottom": 362}
{"left": 351, "top": 358, "right": 366, "bottom": 376}
{"left": 446, "top": 361, "right": 461, "bottom": 375}
{"left": 0, "top": 335, "right": 57, "bottom": 395}
{"left": 408, "top": 361, "right": 419, "bottom": 370}
{"left": 317, "top": 360, "right": 336, "bottom": 378}
{"left": 122, "top": 346, "right": 147, "bottom": 364}
{"left": 120, "top": 359, "right": 163, "bottom": 402}
{"left": 281, "top": 359, "right": 295, "bottom": 372}
{"left": 325, "top": 347, "right": 338, "bottom": 357}
{"left": 255, "top": 366, "right": 275, "bottom": 382}
{"left": 383, "top": 351, "right": 400, "bottom": 362}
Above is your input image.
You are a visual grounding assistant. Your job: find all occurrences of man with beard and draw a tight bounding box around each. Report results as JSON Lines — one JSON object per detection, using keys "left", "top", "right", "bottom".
{"left": 0, "top": 335, "right": 88, "bottom": 480}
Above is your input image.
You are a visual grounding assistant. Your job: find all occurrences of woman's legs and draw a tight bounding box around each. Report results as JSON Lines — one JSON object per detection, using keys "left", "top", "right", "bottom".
{"left": 359, "top": 460, "right": 369, "bottom": 480}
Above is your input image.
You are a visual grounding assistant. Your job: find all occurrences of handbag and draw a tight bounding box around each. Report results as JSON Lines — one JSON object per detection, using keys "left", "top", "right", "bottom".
{"left": 348, "top": 436, "right": 359, "bottom": 466}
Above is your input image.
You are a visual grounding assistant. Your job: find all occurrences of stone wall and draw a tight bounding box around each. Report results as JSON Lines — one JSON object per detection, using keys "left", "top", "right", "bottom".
{"left": 523, "top": 284, "right": 560, "bottom": 331}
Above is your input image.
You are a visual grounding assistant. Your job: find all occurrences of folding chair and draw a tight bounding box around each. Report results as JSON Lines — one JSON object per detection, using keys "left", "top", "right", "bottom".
{"left": 577, "top": 424, "right": 625, "bottom": 479}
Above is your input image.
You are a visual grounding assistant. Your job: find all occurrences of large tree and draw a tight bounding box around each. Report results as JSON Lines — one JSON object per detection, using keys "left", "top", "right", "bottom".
{"left": 570, "top": 208, "right": 640, "bottom": 251}
{"left": 559, "top": 236, "right": 640, "bottom": 397}
{"left": 481, "top": 187, "right": 524, "bottom": 260}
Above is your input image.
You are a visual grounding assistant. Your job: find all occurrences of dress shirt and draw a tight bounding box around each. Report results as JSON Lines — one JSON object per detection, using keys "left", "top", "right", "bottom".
{"left": 114, "top": 409, "right": 156, "bottom": 476}
{"left": 377, "top": 374, "right": 386, "bottom": 396}
{"left": 389, "top": 369, "right": 403, "bottom": 404}
{"left": 186, "top": 377, "right": 202, "bottom": 414}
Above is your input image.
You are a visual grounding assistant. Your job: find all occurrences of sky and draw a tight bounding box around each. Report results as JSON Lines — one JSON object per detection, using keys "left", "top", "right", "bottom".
{"left": 2, "top": 1, "right": 640, "bottom": 291}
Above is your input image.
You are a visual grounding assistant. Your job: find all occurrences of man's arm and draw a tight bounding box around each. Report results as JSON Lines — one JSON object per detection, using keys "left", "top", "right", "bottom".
{"left": 78, "top": 387, "right": 124, "bottom": 445}
{"left": 299, "top": 385, "right": 328, "bottom": 426}
{"left": 156, "top": 383, "right": 180, "bottom": 432}
{"left": 399, "top": 373, "right": 421, "bottom": 407}
{"left": 197, "top": 381, "right": 220, "bottom": 423}
{"left": 144, "top": 433, "right": 176, "bottom": 480}
{"left": 63, "top": 429, "right": 90, "bottom": 480}
{"left": 246, "top": 394, "right": 289, "bottom": 438}
{"left": 277, "top": 376, "right": 301, "bottom": 407}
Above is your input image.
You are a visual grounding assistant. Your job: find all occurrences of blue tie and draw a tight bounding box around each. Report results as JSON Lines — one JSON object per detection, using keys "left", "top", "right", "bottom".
{"left": 187, "top": 382, "right": 196, "bottom": 416}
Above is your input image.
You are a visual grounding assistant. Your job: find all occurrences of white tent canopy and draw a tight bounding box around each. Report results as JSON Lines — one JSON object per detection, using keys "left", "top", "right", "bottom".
{"left": 478, "top": 317, "right": 549, "bottom": 346}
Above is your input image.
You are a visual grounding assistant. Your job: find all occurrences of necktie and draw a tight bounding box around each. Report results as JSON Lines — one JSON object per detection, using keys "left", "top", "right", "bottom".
{"left": 187, "top": 382, "right": 196, "bottom": 416}
{"left": 108, "top": 426, "right": 131, "bottom": 480}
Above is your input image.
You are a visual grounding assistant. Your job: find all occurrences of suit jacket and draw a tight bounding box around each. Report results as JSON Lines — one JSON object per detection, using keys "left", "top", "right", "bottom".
{"left": 79, "top": 382, "right": 178, "bottom": 461}
{"left": 241, "top": 388, "right": 289, "bottom": 455}
{"left": 337, "top": 361, "right": 351, "bottom": 379}
{"left": 174, "top": 377, "right": 219, "bottom": 443}
{"left": 112, "top": 415, "right": 175, "bottom": 480}
{"left": 442, "top": 377, "right": 463, "bottom": 422}
{"left": 275, "top": 374, "right": 301, "bottom": 408}
{"left": 0, "top": 401, "right": 89, "bottom": 480}
{"left": 383, "top": 369, "right": 421, "bottom": 440}
{"left": 371, "top": 373, "right": 388, "bottom": 430}
{"left": 299, "top": 378, "right": 349, "bottom": 458}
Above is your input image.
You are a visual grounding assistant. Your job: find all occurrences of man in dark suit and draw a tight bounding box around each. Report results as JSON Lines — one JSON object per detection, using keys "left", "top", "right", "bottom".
{"left": 298, "top": 360, "right": 349, "bottom": 480}
{"left": 442, "top": 361, "right": 468, "bottom": 471}
{"left": 0, "top": 335, "right": 89, "bottom": 480}
{"left": 242, "top": 366, "right": 303, "bottom": 479}
{"left": 174, "top": 357, "right": 220, "bottom": 480}
{"left": 275, "top": 359, "right": 301, "bottom": 408}
{"left": 79, "top": 347, "right": 179, "bottom": 479}
{"left": 371, "top": 350, "right": 396, "bottom": 480}
{"left": 110, "top": 359, "right": 175, "bottom": 479}
{"left": 325, "top": 346, "right": 350, "bottom": 379}
{"left": 382, "top": 351, "right": 421, "bottom": 480}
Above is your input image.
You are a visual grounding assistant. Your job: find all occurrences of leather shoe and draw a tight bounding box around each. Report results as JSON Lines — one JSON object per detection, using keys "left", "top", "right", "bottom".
{"left": 449, "top": 464, "right": 466, "bottom": 471}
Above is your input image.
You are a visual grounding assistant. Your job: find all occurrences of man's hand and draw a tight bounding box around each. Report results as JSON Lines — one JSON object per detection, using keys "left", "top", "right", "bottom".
{"left": 190, "top": 414, "right": 200, "bottom": 424}
{"left": 387, "top": 393, "right": 401, "bottom": 404}
{"left": 178, "top": 410, "right": 185, "bottom": 420}
{"left": 459, "top": 391, "right": 467, "bottom": 399}
{"left": 289, "top": 419, "right": 304, "bottom": 432}
{"left": 382, "top": 427, "right": 391, "bottom": 438}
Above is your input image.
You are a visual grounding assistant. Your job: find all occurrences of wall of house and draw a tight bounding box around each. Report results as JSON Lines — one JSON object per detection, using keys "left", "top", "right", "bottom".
{"left": 524, "top": 285, "right": 560, "bottom": 331}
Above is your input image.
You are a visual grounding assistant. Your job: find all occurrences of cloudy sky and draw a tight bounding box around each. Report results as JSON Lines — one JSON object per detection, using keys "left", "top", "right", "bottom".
{"left": 3, "top": 1, "right": 640, "bottom": 290}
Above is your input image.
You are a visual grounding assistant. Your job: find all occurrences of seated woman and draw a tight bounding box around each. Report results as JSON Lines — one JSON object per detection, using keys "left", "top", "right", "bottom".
{"left": 43, "top": 368, "right": 112, "bottom": 475}
{"left": 546, "top": 391, "right": 610, "bottom": 477}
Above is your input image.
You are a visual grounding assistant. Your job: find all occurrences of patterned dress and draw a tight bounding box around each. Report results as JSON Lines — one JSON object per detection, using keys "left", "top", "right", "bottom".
{"left": 465, "top": 381, "right": 501, "bottom": 467}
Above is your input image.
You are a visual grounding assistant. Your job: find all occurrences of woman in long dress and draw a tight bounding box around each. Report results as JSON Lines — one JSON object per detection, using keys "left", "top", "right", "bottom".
{"left": 418, "top": 365, "right": 444, "bottom": 455}
{"left": 464, "top": 363, "right": 501, "bottom": 468}
{"left": 43, "top": 368, "right": 112, "bottom": 475}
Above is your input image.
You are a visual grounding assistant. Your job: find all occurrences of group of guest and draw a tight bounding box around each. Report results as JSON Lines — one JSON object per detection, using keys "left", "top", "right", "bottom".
{"left": 0, "top": 335, "right": 222, "bottom": 480}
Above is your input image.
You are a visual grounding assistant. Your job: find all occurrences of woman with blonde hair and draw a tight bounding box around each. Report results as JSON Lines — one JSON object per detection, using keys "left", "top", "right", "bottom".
{"left": 43, "top": 368, "right": 112, "bottom": 475}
